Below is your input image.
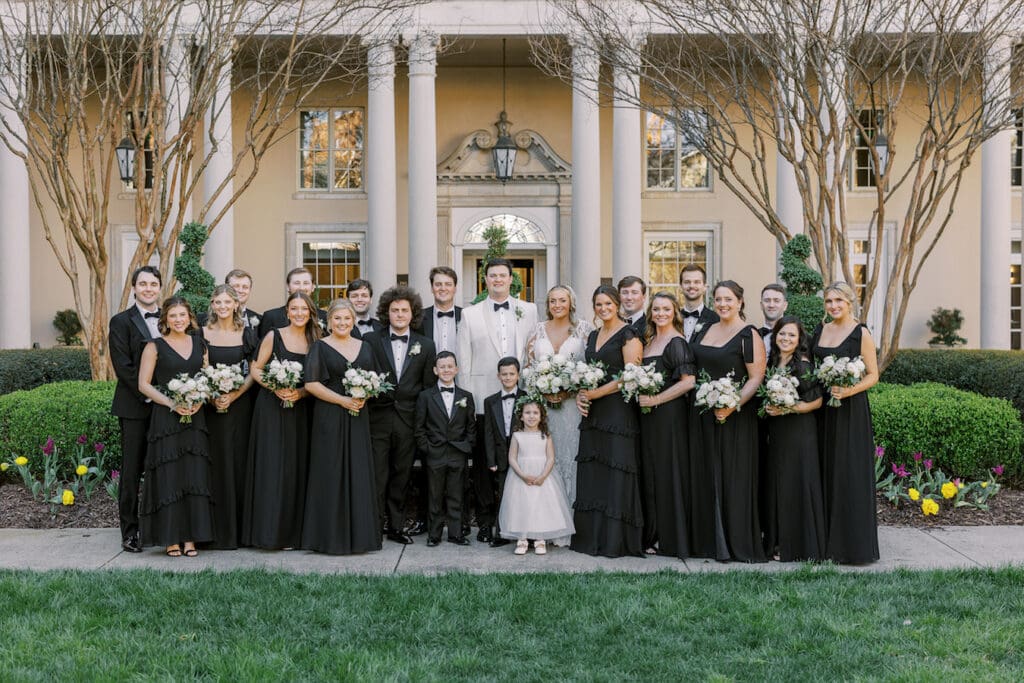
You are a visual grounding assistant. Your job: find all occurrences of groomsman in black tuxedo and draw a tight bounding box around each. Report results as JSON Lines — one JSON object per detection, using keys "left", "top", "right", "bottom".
{"left": 679, "top": 263, "right": 720, "bottom": 342}
{"left": 258, "top": 267, "right": 327, "bottom": 337}
{"left": 758, "top": 283, "right": 788, "bottom": 352}
{"left": 482, "top": 357, "right": 526, "bottom": 547}
{"left": 618, "top": 275, "right": 648, "bottom": 337}
{"left": 414, "top": 352, "right": 477, "bottom": 546}
{"left": 108, "top": 265, "right": 163, "bottom": 553}
{"left": 364, "top": 285, "right": 437, "bottom": 544}
{"left": 348, "top": 278, "right": 385, "bottom": 339}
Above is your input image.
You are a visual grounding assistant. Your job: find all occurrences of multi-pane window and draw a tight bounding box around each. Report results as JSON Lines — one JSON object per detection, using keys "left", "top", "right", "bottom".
{"left": 852, "top": 109, "right": 884, "bottom": 188}
{"left": 850, "top": 237, "right": 871, "bottom": 305}
{"left": 301, "top": 239, "right": 362, "bottom": 308}
{"left": 644, "top": 233, "right": 713, "bottom": 301}
{"left": 123, "top": 111, "right": 154, "bottom": 190}
{"left": 645, "top": 111, "right": 710, "bottom": 190}
{"left": 1012, "top": 109, "right": 1022, "bottom": 187}
{"left": 1012, "top": 236, "right": 1021, "bottom": 349}
{"left": 298, "top": 108, "right": 364, "bottom": 190}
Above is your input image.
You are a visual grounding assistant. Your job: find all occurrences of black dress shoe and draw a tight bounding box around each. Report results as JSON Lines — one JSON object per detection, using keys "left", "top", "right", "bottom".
{"left": 121, "top": 534, "right": 143, "bottom": 553}
{"left": 426, "top": 537, "right": 441, "bottom": 547}
{"left": 461, "top": 525, "right": 471, "bottom": 538}
{"left": 448, "top": 536, "right": 470, "bottom": 546}
{"left": 476, "top": 529, "right": 493, "bottom": 544}
{"left": 386, "top": 531, "right": 414, "bottom": 545}
{"left": 404, "top": 520, "right": 427, "bottom": 536}
{"left": 489, "top": 538, "right": 511, "bottom": 548}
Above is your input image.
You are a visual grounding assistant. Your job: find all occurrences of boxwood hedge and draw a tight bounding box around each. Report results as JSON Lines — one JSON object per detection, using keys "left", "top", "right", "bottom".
{"left": 0, "top": 348, "right": 92, "bottom": 395}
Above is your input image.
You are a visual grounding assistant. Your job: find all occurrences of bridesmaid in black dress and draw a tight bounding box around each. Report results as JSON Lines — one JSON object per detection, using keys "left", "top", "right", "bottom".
{"left": 302, "top": 299, "right": 382, "bottom": 555}
{"left": 762, "top": 316, "right": 825, "bottom": 561}
{"left": 637, "top": 292, "right": 696, "bottom": 559}
{"left": 572, "top": 285, "right": 644, "bottom": 558}
{"left": 812, "top": 282, "right": 880, "bottom": 564}
{"left": 201, "top": 284, "right": 258, "bottom": 549}
{"left": 241, "top": 291, "right": 322, "bottom": 549}
{"left": 690, "top": 280, "right": 767, "bottom": 562}
{"left": 137, "top": 297, "right": 213, "bottom": 557}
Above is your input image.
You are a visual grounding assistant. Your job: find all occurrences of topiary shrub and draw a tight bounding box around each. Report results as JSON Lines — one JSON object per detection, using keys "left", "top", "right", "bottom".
{"left": 0, "top": 381, "right": 120, "bottom": 480}
{"left": 0, "top": 348, "right": 93, "bottom": 395}
{"left": 869, "top": 382, "right": 1023, "bottom": 477}
{"left": 470, "top": 223, "right": 524, "bottom": 304}
{"left": 175, "top": 221, "right": 216, "bottom": 316}
{"left": 779, "top": 234, "right": 824, "bottom": 331}
{"left": 52, "top": 309, "right": 84, "bottom": 346}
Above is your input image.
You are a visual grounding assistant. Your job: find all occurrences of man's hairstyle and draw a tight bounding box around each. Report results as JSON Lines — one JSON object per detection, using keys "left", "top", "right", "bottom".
{"left": 285, "top": 267, "right": 312, "bottom": 285}
{"left": 484, "top": 257, "right": 513, "bottom": 277}
{"left": 679, "top": 263, "right": 707, "bottom": 284}
{"left": 225, "top": 269, "right": 253, "bottom": 285}
{"left": 616, "top": 275, "right": 647, "bottom": 295}
{"left": 376, "top": 285, "right": 425, "bottom": 330}
{"left": 435, "top": 350, "right": 457, "bottom": 365}
{"left": 497, "top": 356, "right": 520, "bottom": 372}
{"left": 429, "top": 265, "right": 458, "bottom": 286}
{"left": 131, "top": 265, "right": 162, "bottom": 287}
{"left": 760, "top": 283, "right": 788, "bottom": 300}
{"left": 346, "top": 278, "right": 373, "bottom": 296}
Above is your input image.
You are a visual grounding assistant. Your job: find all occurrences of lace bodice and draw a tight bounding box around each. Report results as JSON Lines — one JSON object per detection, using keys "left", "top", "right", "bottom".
{"left": 529, "top": 319, "right": 593, "bottom": 362}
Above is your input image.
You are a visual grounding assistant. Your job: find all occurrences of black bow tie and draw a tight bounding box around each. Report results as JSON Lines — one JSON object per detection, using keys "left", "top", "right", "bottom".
{"left": 436, "top": 310, "right": 455, "bottom": 318}
{"left": 358, "top": 319, "right": 374, "bottom": 327}
{"left": 390, "top": 333, "right": 408, "bottom": 343}
{"left": 502, "top": 393, "right": 517, "bottom": 401}
{"left": 144, "top": 311, "right": 160, "bottom": 320}
{"left": 682, "top": 309, "right": 700, "bottom": 319}
{"left": 759, "top": 327, "right": 771, "bottom": 337}
{"left": 439, "top": 386, "right": 455, "bottom": 393}
{"left": 493, "top": 302, "right": 509, "bottom": 311}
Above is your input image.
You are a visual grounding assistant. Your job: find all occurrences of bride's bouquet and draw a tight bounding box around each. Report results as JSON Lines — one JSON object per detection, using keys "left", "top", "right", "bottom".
{"left": 566, "top": 359, "right": 606, "bottom": 393}
{"left": 522, "top": 353, "right": 575, "bottom": 408}
{"left": 165, "top": 372, "right": 212, "bottom": 423}
{"left": 814, "top": 355, "right": 866, "bottom": 407}
{"left": 617, "top": 362, "right": 665, "bottom": 414}
{"left": 262, "top": 357, "right": 304, "bottom": 408}
{"left": 757, "top": 365, "right": 801, "bottom": 417}
{"left": 202, "top": 363, "right": 246, "bottom": 413}
{"left": 694, "top": 370, "right": 742, "bottom": 424}
{"left": 342, "top": 367, "right": 394, "bottom": 416}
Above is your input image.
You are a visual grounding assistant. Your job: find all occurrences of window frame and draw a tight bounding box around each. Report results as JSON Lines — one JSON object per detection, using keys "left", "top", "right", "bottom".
{"left": 122, "top": 111, "right": 155, "bottom": 191}
{"left": 642, "top": 224, "right": 720, "bottom": 302}
{"left": 643, "top": 110, "right": 712, "bottom": 193}
{"left": 1011, "top": 225, "right": 1022, "bottom": 350}
{"left": 296, "top": 107, "right": 365, "bottom": 193}
{"left": 850, "top": 109, "right": 885, "bottom": 190}
{"left": 285, "top": 224, "right": 366, "bottom": 308}
{"left": 1012, "top": 108, "right": 1022, "bottom": 189}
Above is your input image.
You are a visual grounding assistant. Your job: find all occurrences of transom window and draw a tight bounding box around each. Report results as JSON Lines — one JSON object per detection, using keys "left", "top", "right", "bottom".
{"left": 644, "top": 230, "right": 714, "bottom": 301}
{"left": 645, "top": 111, "right": 711, "bottom": 191}
{"left": 298, "top": 108, "right": 364, "bottom": 190}
{"left": 300, "top": 238, "right": 362, "bottom": 308}
{"left": 464, "top": 214, "right": 545, "bottom": 244}
{"left": 852, "top": 109, "right": 884, "bottom": 188}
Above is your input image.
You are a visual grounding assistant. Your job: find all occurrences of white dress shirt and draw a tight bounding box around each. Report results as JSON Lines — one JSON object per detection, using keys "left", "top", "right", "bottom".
{"left": 501, "top": 391, "right": 516, "bottom": 437}
{"left": 439, "top": 381, "right": 456, "bottom": 417}
{"left": 433, "top": 306, "right": 458, "bottom": 354}
{"left": 487, "top": 296, "right": 515, "bottom": 357}
{"left": 390, "top": 328, "right": 408, "bottom": 381}
{"left": 137, "top": 303, "right": 160, "bottom": 339}
{"left": 683, "top": 305, "right": 706, "bottom": 341}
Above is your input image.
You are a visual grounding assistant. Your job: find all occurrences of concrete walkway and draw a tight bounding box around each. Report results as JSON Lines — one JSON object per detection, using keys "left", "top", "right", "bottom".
{"left": 1, "top": 526, "right": 1023, "bottom": 574}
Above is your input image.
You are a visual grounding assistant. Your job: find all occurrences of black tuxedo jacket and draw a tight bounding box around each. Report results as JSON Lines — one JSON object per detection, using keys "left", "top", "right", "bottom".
{"left": 628, "top": 313, "right": 647, "bottom": 339}
{"left": 414, "top": 385, "right": 477, "bottom": 460}
{"left": 108, "top": 307, "right": 156, "bottom": 419}
{"left": 416, "top": 305, "right": 462, "bottom": 341}
{"left": 352, "top": 317, "right": 385, "bottom": 340}
{"left": 483, "top": 387, "right": 526, "bottom": 470}
{"left": 364, "top": 329, "right": 437, "bottom": 429}
{"left": 697, "top": 306, "right": 720, "bottom": 328}
{"left": 258, "top": 305, "right": 327, "bottom": 339}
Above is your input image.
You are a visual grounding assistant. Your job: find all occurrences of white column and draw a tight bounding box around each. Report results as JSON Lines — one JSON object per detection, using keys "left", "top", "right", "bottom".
{"left": 406, "top": 33, "right": 439, "bottom": 291}
{"left": 366, "top": 41, "right": 397, "bottom": 288}
{"left": 163, "top": 37, "right": 192, "bottom": 242}
{"left": 980, "top": 38, "right": 1013, "bottom": 349}
{"left": 0, "top": 41, "right": 32, "bottom": 348}
{"left": 611, "top": 45, "right": 643, "bottom": 282}
{"left": 571, "top": 40, "right": 601, "bottom": 299}
{"left": 775, "top": 93, "right": 804, "bottom": 236}
{"left": 203, "top": 56, "right": 234, "bottom": 281}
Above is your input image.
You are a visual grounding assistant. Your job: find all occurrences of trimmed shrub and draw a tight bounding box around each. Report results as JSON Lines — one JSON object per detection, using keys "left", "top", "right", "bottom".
{"left": 0, "top": 381, "right": 119, "bottom": 480}
{"left": 0, "top": 348, "right": 92, "bottom": 395}
{"left": 779, "top": 234, "right": 824, "bottom": 332}
{"left": 869, "top": 382, "right": 1023, "bottom": 477}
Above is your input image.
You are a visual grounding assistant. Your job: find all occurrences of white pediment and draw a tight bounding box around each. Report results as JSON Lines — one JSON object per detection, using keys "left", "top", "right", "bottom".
{"left": 437, "top": 127, "right": 572, "bottom": 182}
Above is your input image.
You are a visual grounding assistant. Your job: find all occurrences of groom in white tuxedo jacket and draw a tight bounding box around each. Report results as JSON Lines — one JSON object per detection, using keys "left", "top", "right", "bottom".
{"left": 457, "top": 258, "right": 538, "bottom": 542}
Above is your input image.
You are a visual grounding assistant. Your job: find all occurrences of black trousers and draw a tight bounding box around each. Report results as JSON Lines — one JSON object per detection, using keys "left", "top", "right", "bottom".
{"left": 370, "top": 412, "right": 417, "bottom": 534}
{"left": 117, "top": 416, "right": 149, "bottom": 540}
{"left": 464, "top": 414, "right": 497, "bottom": 531}
{"left": 493, "top": 468, "right": 509, "bottom": 536}
{"left": 427, "top": 454, "right": 466, "bottom": 540}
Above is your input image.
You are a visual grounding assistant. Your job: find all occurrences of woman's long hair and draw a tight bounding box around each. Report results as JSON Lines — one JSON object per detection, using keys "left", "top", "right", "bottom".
{"left": 206, "top": 284, "right": 244, "bottom": 331}
{"left": 285, "top": 291, "right": 323, "bottom": 347}
{"left": 157, "top": 296, "right": 198, "bottom": 336}
{"left": 768, "top": 315, "right": 811, "bottom": 368}
{"left": 642, "top": 291, "right": 685, "bottom": 345}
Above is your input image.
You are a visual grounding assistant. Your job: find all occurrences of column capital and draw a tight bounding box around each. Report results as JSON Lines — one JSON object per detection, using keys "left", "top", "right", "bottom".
{"left": 366, "top": 41, "right": 396, "bottom": 81}
{"left": 405, "top": 32, "right": 439, "bottom": 77}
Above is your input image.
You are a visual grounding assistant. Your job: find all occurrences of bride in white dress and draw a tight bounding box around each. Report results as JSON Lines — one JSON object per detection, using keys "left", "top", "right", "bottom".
{"left": 525, "top": 285, "right": 594, "bottom": 508}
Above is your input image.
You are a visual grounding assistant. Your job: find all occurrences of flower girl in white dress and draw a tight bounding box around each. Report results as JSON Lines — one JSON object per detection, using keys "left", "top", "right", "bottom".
{"left": 498, "top": 400, "right": 575, "bottom": 555}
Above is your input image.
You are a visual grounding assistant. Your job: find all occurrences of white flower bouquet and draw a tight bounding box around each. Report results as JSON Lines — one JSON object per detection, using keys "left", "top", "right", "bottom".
{"left": 694, "top": 370, "right": 742, "bottom": 424}
{"left": 617, "top": 362, "right": 665, "bottom": 414}
{"left": 757, "top": 365, "right": 801, "bottom": 417}
{"left": 566, "top": 359, "right": 607, "bottom": 393}
{"left": 522, "top": 353, "right": 575, "bottom": 408}
{"left": 165, "top": 372, "right": 212, "bottom": 423}
{"left": 342, "top": 367, "right": 394, "bottom": 416}
{"left": 814, "top": 354, "right": 866, "bottom": 407}
{"left": 202, "top": 363, "right": 246, "bottom": 413}
{"left": 262, "top": 357, "right": 304, "bottom": 408}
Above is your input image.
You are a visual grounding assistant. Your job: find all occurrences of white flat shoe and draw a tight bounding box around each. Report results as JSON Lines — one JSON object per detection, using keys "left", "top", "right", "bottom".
{"left": 514, "top": 539, "right": 529, "bottom": 555}
{"left": 534, "top": 540, "right": 547, "bottom": 555}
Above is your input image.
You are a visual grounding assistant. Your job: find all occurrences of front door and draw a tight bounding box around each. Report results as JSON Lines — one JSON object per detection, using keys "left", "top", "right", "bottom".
{"left": 462, "top": 252, "right": 545, "bottom": 304}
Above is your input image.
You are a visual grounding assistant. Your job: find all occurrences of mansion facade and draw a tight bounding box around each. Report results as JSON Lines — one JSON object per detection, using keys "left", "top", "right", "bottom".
{"left": 0, "top": 1, "right": 1021, "bottom": 351}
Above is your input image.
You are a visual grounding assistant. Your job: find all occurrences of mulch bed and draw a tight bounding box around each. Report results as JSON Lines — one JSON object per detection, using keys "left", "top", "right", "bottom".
{"left": 875, "top": 488, "right": 1024, "bottom": 527}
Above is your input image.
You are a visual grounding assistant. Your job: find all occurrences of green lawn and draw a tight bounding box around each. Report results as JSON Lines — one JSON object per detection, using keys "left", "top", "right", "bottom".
{"left": 1, "top": 568, "right": 1021, "bottom": 680}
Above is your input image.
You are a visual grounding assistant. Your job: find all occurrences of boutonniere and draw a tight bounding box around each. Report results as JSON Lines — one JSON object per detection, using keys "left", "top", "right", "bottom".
{"left": 409, "top": 342, "right": 422, "bottom": 356}
{"left": 694, "top": 323, "right": 704, "bottom": 334}
{"left": 514, "top": 305, "right": 523, "bottom": 321}
{"left": 317, "top": 318, "right": 326, "bottom": 331}
{"left": 456, "top": 397, "right": 468, "bottom": 408}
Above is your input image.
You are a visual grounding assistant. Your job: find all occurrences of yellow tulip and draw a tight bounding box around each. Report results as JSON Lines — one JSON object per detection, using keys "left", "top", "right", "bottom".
{"left": 908, "top": 488, "right": 920, "bottom": 501}
{"left": 941, "top": 482, "right": 957, "bottom": 499}
{"left": 14, "top": 456, "right": 28, "bottom": 467}
{"left": 76, "top": 465, "right": 88, "bottom": 476}
{"left": 61, "top": 489, "right": 75, "bottom": 506}
{"left": 0, "top": 462, "right": 8, "bottom": 472}
{"left": 921, "top": 499, "right": 939, "bottom": 516}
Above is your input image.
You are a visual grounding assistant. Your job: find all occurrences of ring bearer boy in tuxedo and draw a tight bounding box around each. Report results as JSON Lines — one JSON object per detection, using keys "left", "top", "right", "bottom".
{"left": 364, "top": 285, "right": 437, "bottom": 544}
{"left": 108, "top": 265, "right": 163, "bottom": 553}
{"left": 482, "top": 356, "right": 526, "bottom": 547}
{"left": 414, "top": 351, "right": 477, "bottom": 547}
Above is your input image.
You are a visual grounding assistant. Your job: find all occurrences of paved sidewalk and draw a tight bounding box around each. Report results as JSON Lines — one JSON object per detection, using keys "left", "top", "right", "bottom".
{"left": 1, "top": 526, "right": 1023, "bottom": 574}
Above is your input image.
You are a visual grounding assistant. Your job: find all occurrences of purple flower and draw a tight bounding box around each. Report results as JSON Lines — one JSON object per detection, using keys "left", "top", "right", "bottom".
{"left": 953, "top": 478, "right": 963, "bottom": 487}
{"left": 992, "top": 465, "right": 1004, "bottom": 477}
{"left": 874, "top": 445, "right": 885, "bottom": 459}
{"left": 41, "top": 438, "right": 55, "bottom": 456}
{"left": 76, "top": 434, "right": 88, "bottom": 445}
{"left": 891, "top": 463, "right": 909, "bottom": 478}
{"left": 924, "top": 459, "right": 933, "bottom": 471}
{"left": 94, "top": 442, "right": 105, "bottom": 453}
{"left": 111, "top": 469, "right": 120, "bottom": 480}
{"left": 912, "top": 451, "right": 922, "bottom": 462}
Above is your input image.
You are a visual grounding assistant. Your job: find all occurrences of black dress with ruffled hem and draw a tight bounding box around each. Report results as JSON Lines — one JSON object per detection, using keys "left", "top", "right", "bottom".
{"left": 139, "top": 336, "right": 214, "bottom": 547}
{"left": 571, "top": 325, "right": 644, "bottom": 558}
